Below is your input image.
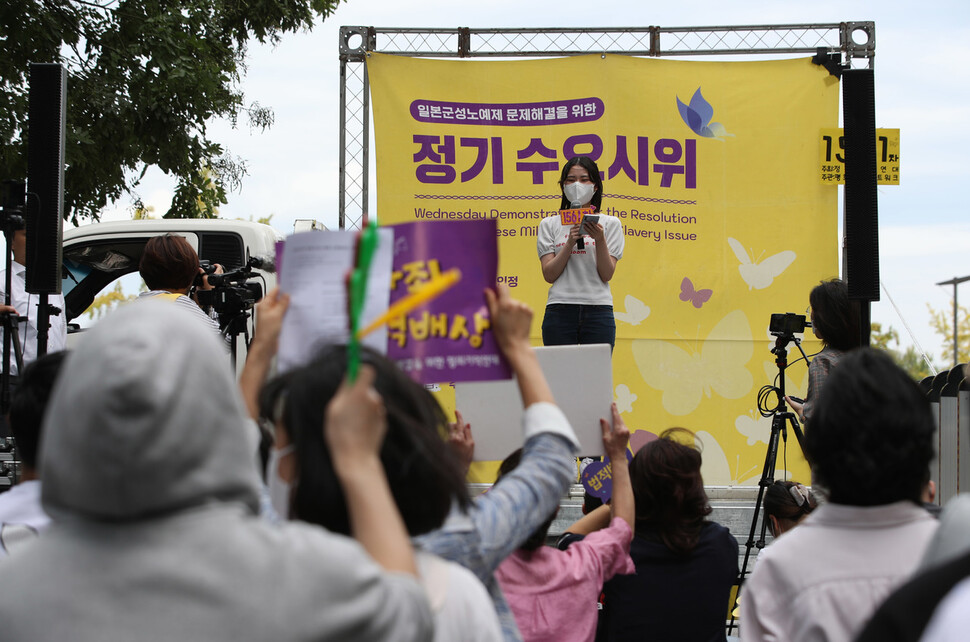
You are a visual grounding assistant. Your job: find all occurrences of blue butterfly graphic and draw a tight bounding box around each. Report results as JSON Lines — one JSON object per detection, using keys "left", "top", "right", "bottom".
{"left": 676, "top": 88, "right": 732, "bottom": 139}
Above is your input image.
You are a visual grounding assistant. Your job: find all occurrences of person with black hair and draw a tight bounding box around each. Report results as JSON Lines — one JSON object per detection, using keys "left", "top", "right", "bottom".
{"left": 0, "top": 300, "right": 434, "bottom": 641}
{"left": 763, "top": 480, "right": 817, "bottom": 538}
{"left": 741, "top": 349, "right": 939, "bottom": 642}
{"left": 0, "top": 221, "right": 66, "bottom": 439}
{"left": 579, "top": 427, "right": 738, "bottom": 642}
{"left": 414, "top": 284, "right": 581, "bottom": 641}
{"left": 264, "top": 284, "right": 573, "bottom": 641}
{"left": 495, "top": 403, "right": 634, "bottom": 642}
{"left": 786, "top": 278, "right": 861, "bottom": 423}
{"left": 537, "top": 156, "right": 624, "bottom": 350}
{"left": 0, "top": 350, "right": 66, "bottom": 557}
{"left": 270, "top": 343, "right": 501, "bottom": 641}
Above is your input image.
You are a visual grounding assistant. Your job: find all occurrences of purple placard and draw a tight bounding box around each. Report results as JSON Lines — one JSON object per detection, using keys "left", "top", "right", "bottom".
{"left": 387, "top": 219, "right": 511, "bottom": 384}
{"left": 274, "top": 240, "right": 285, "bottom": 286}
{"left": 410, "top": 98, "right": 605, "bottom": 126}
{"left": 581, "top": 450, "right": 633, "bottom": 500}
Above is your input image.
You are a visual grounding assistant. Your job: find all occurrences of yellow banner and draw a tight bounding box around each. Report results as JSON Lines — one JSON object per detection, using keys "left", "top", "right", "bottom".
{"left": 368, "top": 53, "right": 839, "bottom": 485}
{"left": 819, "top": 127, "right": 901, "bottom": 185}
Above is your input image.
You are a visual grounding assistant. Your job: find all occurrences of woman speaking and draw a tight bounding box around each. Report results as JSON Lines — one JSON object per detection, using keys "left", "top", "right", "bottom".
{"left": 536, "top": 156, "right": 624, "bottom": 350}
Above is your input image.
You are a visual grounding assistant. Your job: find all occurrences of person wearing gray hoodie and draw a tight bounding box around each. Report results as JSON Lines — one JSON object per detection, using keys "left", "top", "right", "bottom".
{"left": 0, "top": 299, "right": 433, "bottom": 642}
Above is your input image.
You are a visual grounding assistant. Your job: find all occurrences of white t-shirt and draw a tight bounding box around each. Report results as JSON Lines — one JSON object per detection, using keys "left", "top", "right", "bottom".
{"left": 0, "top": 480, "right": 50, "bottom": 557}
{"left": 0, "top": 262, "right": 68, "bottom": 375}
{"left": 536, "top": 213, "right": 624, "bottom": 306}
{"left": 416, "top": 551, "right": 502, "bottom": 642}
{"left": 921, "top": 575, "right": 970, "bottom": 641}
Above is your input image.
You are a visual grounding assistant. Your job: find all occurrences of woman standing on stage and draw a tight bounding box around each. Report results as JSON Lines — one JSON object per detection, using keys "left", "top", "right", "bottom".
{"left": 537, "top": 156, "right": 625, "bottom": 350}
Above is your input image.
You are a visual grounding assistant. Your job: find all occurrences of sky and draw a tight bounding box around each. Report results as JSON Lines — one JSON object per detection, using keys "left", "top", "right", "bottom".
{"left": 88, "top": 0, "right": 969, "bottom": 370}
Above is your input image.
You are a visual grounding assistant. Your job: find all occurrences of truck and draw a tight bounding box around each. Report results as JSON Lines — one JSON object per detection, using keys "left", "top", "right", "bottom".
{"left": 1, "top": 218, "right": 285, "bottom": 492}
{"left": 62, "top": 218, "right": 282, "bottom": 365}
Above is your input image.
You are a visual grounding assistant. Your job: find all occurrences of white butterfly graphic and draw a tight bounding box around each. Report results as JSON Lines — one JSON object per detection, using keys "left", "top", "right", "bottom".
{"left": 614, "top": 295, "right": 651, "bottom": 326}
{"left": 631, "top": 310, "right": 754, "bottom": 416}
{"left": 695, "top": 430, "right": 762, "bottom": 486}
{"left": 614, "top": 384, "right": 638, "bottom": 414}
{"left": 762, "top": 360, "right": 809, "bottom": 403}
{"left": 732, "top": 359, "right": 808, "bottom": 447}
{"left": 727, "top": 237, "right": 796, "bottom": 290}
{"left": 735, "top": 410, "right": 773, "bottom": 447}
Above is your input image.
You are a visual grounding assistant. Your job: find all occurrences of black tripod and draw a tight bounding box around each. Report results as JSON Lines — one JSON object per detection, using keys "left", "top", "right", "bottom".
{"left": 221, "top": 310, "right": 251, "bottom": 373}
{"left": 0, "top": 181, "right": 26, "bottom": 423}
{"left": 728, "top": 332, "right": 809, "bottom": 633}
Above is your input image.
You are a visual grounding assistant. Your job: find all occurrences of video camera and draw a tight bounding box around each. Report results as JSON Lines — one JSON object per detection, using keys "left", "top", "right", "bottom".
{"left": 0, "top": 436, "right": 18, "bottom": 492}
{"left": 0, "top": 181, "right": 26, "bottom": 235}
{"left": 193, "top": 260, "right": 219, "bottom": 288}
{"left": 195, "top": 256, "right": 272, "bottom": 327}
{"left": 769, "top": 312, "right": 811, "bottom": 338}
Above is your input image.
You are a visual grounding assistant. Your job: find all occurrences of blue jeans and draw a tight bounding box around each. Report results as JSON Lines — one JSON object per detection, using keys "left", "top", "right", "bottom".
{"left": 541, "top": 304, "right": 615, "bottom": 351}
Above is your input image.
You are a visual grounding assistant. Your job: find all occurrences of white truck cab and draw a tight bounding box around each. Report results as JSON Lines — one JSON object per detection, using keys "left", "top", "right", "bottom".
{"left": 62, "top": 219, "right": 282, "bottom": 365}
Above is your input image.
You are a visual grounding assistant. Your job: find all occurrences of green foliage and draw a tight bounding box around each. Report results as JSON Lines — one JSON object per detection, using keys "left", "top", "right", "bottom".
{"left": 928, "top": 302, "right": 970, "bottom": 366}
{"left": 0, "top": 0, "right": 340, "bottom": 223}
{"left": 85, "top": 281, "right": 139, "bottom": 319}
{"left": 895, "top": 345, "right": 934, "bottom": 382}
{"left": 870, "top": 322, "right": 900, "bottom": 352}
{"left": 132, "top": 200, "right": 157, "bottom": 219}
{"left": 237, "top": 213, "right": 274, "bottom": 226}
{"left": 870, "top": 322, "right": 936, "bottom": 382}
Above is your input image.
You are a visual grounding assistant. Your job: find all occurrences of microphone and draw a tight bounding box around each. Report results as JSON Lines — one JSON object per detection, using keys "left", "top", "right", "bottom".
{"left": 248, "top": 255, "right": 276, "bottom": 273}
{"left": 571, "top": 200, "right": 584, "bottom": 250}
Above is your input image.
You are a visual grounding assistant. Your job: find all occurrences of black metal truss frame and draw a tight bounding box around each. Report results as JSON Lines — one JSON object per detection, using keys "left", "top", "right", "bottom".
{"left": 337, "top": 23, "right": 875, "bottom": 229}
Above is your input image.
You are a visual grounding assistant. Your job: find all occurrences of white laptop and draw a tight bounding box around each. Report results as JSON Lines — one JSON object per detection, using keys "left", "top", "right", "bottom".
{"left": 454, "top": 344, "right": 613, "bottom": 461}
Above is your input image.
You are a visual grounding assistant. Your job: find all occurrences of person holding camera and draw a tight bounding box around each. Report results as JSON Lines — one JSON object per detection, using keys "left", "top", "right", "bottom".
{"left": 0, "top": 220, "right": 67, "bottom": 439}
{"left": 537, "top": 156, "right": 624, "bottom": 351}
{"left": 741, "top": 349, "right": 938, "bottom": 642}
{"left": 0, "top": 220, "right": 67, "bottom": 375}
{"left": 785, "top": 278, "right": 860, "bottom": 424}
{"left": 137, "top": 234, "right": 223, "bottom": 338}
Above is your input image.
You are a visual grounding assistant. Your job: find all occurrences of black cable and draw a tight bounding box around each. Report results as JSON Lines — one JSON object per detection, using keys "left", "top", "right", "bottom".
{"left": 756, "top": 344, "right": 822, "bottom": 418}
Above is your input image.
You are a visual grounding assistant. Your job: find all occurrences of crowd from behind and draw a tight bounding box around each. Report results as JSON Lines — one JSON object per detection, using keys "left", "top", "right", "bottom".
{"left": 0, "top": 257, "right": 967, "bottom": 642}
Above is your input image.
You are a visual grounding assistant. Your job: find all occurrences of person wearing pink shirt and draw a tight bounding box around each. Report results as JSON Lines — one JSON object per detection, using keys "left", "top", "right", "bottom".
{"left": 495, "top": 403, "right": 634, "bottom": 642}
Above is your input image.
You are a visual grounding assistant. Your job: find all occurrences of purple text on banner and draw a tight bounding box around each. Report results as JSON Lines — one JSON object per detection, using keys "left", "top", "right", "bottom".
{"left": 410, "top": 98, "right": 605, "bottom": 126}
{"left": 581, "top": 450, "right": 634, "bottom": 501}
{"left": 386, "top": 219, "right": 511, "bottom": 385}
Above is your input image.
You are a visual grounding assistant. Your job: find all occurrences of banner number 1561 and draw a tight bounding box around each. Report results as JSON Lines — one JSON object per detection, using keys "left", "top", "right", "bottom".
{"left": 819, "top": 128, "right": 900, "bottom": 185}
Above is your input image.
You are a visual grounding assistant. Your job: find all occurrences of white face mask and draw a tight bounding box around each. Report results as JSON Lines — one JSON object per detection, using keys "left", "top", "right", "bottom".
{"left": 266, "top": 444, "right": 295, "bottom": 519}
{"left": 563, "top": 181, "right": 595, "bottom": 206}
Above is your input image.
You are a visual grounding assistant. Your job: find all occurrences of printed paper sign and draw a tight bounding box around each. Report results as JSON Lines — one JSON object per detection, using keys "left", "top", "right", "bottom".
{"left": 559, "top": 206, "right": 594, "bottom": 226}
{"left": 387, "top": 219, "right": 510, "bottom": 384}
{"left": 819, "top": 127, "right": 900, "bottom": 185}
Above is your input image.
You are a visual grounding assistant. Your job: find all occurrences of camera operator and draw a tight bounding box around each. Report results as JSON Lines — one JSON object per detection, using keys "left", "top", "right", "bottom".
{"left": 137, "top": 234, "right": 224, "bottom": 340}
{"left": 0, "top": 220, "right": 67, "bottom": 437}
{"left": 785, "top": 278, "right": 860, "bottom": 424}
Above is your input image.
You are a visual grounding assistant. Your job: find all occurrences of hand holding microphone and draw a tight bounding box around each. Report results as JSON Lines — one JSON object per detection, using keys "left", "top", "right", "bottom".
{"left": 571, "top": 199, "right": 585, "bottom": 250}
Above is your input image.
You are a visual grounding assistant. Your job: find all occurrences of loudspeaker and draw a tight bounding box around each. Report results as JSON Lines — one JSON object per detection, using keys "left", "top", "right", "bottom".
{"left": 26, "top": 63, "right": 66, "bottom": 295}
{"left": 841, "top": 68, "right": 879, "bottom": 301}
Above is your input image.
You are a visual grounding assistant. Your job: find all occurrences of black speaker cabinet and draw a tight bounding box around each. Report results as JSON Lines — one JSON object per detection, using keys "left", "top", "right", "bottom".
{"left": 26, "top": 63, "right": 66, "bottom": 295}
{"left": 842, "top": 68, "right": 879, "bottom": 302}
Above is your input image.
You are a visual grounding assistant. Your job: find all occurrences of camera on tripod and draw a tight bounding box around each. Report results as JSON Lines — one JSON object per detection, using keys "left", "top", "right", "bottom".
{"left": 193, "top": 260, "right": 218, "bottom": 288}
{"left": 195, "top": 256, "right": 266, "bottom": 325}
{"left": 1, "top": 180, "right": 27, "bottom": 235}
{"left": 769, "top": 312, "right": 811, "bottom": 338}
